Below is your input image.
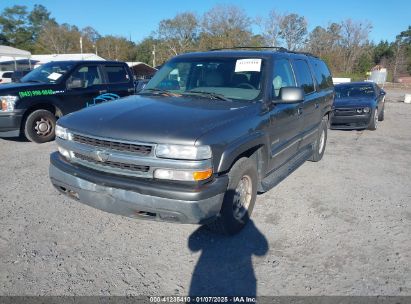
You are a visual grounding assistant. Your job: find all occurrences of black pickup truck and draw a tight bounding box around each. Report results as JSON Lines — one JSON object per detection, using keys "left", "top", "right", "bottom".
{"left": 0, "top": 60, "right": 134, "bottom": 143}
{"left": 49, "top": 49, "right": 334, "bottom": 235}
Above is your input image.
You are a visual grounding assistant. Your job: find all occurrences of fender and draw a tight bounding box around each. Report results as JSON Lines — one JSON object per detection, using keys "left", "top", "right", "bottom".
{"left": 17, "top": 95, "right": 66, "bottom": 116}
{"left": 217, "top": 131, "right": 269, "bottom": 173}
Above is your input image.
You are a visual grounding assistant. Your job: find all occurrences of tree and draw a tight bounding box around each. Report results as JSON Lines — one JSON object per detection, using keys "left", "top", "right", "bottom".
{"left": 157, "top": 12, "right": 199, "bottom": 56}
{"left": 339, "top": 19, "right": 372, "bottom": 73}
{"left": 307, "top": 26, "right": 330, "bottom": 56}
{"left": 279, "top": 13, "right": 307, "bottom": 50}
{"left": 256, "top": 10, "right": 283, "bottom": 47}
{"left": 28, "top": 4, "right": 53, "bottom": 41}
{"left": 199, "top": 5, "right": 252, "bottom": 50}
{"left": 0, "top": 5, "right": 32, "bottom": 50}
{"left": 36, "top": 22, "right": 81, "bottom": 54}
{"left": 81, "top": 26, "right": 101, "bottom": 54}
{"left": 96, "top": 36, "right": 136, "bottom": 61}
{"left": 396, "top": 26, "right": 411, "bottom": 75}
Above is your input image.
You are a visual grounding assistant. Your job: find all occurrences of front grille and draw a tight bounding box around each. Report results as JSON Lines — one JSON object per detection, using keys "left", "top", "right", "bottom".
{"left": 72, "top": 134, "right": 152, "bottom": 155}
{"left": 74, "top": 152, "right": 150, "bottom": 173}
{"left": 334, "top": 108, "right": 358, "bottom": 116}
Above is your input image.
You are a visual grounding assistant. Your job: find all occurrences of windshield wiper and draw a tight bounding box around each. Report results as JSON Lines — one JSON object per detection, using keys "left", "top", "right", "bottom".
{"left": 139, "top": 88, "right": 175, "bottom": 96}
{"left": 183, "top": 90, "right": 231, "bottom": 101}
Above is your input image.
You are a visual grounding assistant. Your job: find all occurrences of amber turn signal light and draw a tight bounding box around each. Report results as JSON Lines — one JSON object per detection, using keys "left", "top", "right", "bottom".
{"left": 193, "top": 168, "right": 212, "bottom": 181}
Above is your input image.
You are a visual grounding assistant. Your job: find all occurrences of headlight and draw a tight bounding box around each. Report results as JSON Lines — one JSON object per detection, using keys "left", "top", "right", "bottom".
{"left": 356, "top": 107, "right": 370, "bottom": 114}
{"left": 55, "top": 125, "right": 69, "bottom": 140}
{"left": 156, "top": 144, "right": 212, "bottom": 160}
{"left": 0, "top": 95, "right": 18, "bottom": 112}
{"left": 154, "top": 168, "right": 212, "bottom": 181}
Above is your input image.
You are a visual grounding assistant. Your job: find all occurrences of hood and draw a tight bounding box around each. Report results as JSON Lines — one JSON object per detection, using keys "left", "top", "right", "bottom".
{"left": 334, "top": 97, "right": 375, "bottom": 108}
{"left": 0, "top": 82, "right": 55, "bottom": 95}
{"left": 58, "top": 94, "right": 258, "bottom": 145}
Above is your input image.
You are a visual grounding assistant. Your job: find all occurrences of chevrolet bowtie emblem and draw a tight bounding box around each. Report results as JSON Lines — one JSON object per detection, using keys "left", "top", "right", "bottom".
{"left": 94, "top": 150, "right": 110, "bottom": 162}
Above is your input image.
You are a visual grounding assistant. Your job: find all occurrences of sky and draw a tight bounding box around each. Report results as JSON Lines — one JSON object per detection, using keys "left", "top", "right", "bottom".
{"left": 1, "top": 0, "right": 410, "bottom": 44}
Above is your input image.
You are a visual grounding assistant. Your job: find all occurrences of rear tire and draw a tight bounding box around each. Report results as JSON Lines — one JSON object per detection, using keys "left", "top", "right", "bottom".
{"left": 206, "top": 157, "right": 258, "bottom": 235}
{"left": 368, "top": 108, "right": 378, "bottom": 131}
{"left": 24, "top": 109, "right": 56, "bottom": 143}
{"left": 309, "top": 115, "right": 328, "bottom": 162}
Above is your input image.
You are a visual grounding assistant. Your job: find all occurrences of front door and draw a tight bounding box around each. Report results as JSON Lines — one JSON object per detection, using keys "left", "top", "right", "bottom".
{"left": 64, "top": 64, "right": 107, "bottom": 112}
{"left": 268, "top": 58, "right": 303, "bottom": 171}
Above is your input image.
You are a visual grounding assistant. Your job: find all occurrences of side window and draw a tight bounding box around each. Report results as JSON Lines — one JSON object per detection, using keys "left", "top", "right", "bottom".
{"left": 104, "top": 65, "right": 130, "bottom": 84}
{"left": 70, "top": 65, "right": 102, "bottom": 88}
{"left": 272, "top": 59, "right": 296, "bottom": 98}
{"left": 293, "top": 60, "right": 315, "bottom": 94}
{"left": 311, "top": 59, "right": 333, "bottom": 90}
{"left": 3, "top": 72, "right": 13, "bottom": 78}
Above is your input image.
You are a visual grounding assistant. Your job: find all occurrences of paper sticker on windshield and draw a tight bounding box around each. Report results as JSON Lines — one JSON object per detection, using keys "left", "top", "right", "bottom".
{"left": 47, "top": 72, "right": 62, "bottom": 80}
{"left": 235, "top": 59, "right": 261, "bottom": 72}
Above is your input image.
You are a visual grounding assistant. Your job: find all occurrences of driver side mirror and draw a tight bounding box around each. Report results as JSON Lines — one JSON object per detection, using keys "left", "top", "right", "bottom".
{"left": 273, "top": 87, "right": 304, "bottom": 104}
{"left": 67, "top": 78, "right": 85, "bottom": 89}
{"left": 380, "top": 90, "right": 386, "bottom": 96}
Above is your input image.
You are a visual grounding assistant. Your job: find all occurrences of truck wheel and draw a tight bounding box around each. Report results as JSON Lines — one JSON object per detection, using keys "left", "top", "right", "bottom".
{"left": 206, "top": 157, "right": 257, "bottom": 235}
{"left": 309, "top": 115, "right": 328, "bottom": 162}
{"left": 368, "top": 108, "right": 378, "bottom": 131}
{"left": 24, "top": 110, "right": 56, "bottom": 143}
{"left": 378, "top": 105, "right": 385, "bottom": 121}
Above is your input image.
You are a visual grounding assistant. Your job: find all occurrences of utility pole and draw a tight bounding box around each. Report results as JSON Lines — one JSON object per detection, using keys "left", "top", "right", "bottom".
{"left": 80, "top": 36, "right": 83, "bottom": 55}
{"left": 152, "top": 45, "right": 156, "bottom": 67}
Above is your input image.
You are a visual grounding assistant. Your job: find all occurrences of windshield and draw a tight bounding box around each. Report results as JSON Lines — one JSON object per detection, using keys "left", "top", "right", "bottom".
{"left": 335, "top": 84, "right": 375, "bottom": 99}
{"left": 21, "top": 62, "right": 74, "bottom": 84}
{"left": 142, "top": 57, "right": 264, "bottom": 101}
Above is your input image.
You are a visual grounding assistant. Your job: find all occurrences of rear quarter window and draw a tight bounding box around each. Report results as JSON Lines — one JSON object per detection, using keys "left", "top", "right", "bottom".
{"left": 310, "top": 59, "right": 333, "bottom": 90}
{"left": 3, "top": 72, "right": 13, "bottom": 78}
{"left": 104, "top": 65, "right": 130, "bottom": 83}
{"left": 293, "top": 59, "right": 315, "bottom": 94}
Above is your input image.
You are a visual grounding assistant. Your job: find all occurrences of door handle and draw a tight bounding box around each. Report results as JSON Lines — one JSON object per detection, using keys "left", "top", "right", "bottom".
{"left": 128, "top": 87, "right": 135, "bottom": 93}
{"left": 99, "top": 89, "right": 107, "bottom": 94}
{"left": 298, "top": 107, "right": 303, "bottom": 115}
{"left": 315, "top": 103, "right": 319, "bottom": 109}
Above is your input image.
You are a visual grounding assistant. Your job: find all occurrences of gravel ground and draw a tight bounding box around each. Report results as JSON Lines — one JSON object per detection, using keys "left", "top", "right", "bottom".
{"left": 0, "top": 89, "right": 410, "bottom": 296}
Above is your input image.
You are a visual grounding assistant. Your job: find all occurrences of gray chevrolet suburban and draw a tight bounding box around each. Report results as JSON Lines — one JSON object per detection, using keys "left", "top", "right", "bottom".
{"left": 49, "top": 48, "right": 334, "bottom": 235}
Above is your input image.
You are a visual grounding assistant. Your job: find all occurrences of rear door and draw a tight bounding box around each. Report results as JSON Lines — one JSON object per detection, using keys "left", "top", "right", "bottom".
{"left": 102, "top": 64, "right": 135, "bottom": 99}
{"left": 268, "top": 58, "right": 302, "bottom": 171}
{"left": 63, "top": 64, "right": 107, "bottom": 111}
{"left": 292, "top": 59, "right": 319, "bottom": 149}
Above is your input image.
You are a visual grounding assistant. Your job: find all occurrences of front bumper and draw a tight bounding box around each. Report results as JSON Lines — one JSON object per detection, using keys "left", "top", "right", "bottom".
{"left": 0, "top": 110, "right": 24, "bottom": 137}
{"left": 49, "top": 152, "right": 228, "bottom": 224}
{"left": 330, "top": 113, "right": 371, "bottom": 130}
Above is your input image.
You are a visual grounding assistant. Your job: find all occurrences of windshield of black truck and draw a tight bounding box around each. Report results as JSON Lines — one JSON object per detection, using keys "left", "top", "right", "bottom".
{"left": 21, "top": 62, "right": 75, "bottom": 84}
{"left": 143, "top": 57, "right": 264, "bottom": 101}
{"left": 335, "top": 85, "right": 375, "bottom": 99}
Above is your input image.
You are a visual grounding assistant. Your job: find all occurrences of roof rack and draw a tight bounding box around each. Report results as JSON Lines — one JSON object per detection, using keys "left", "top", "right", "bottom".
{"left": 209, "top": 46, "right": 288, "bottom": 52}
{"left": 287, "top": 50, "right": 319, "bottom": 58}
{"left": 208, "top": 46, "right": 319, "bottom": 58}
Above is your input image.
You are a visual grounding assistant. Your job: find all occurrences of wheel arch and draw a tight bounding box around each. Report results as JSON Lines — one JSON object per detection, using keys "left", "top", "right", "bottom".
{"left": 21, "top": 102, "right": 63, "bottom": 131}
{"left": 217, "top": 132, "right": 269, "bottom": 185}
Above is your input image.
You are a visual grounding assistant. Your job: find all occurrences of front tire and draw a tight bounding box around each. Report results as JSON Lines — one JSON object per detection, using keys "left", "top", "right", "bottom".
{"left": 206, "top": 157, "right": 258, "bottom": 235}
{"left": 378, "top": 105, "right": 385, "bottom": 121}
{"left": 309, "top": 115, "right": 328, "bottom": 162}
{"left": 24, "top": 110, "right": 56, "bottom": 143}
{"left": 368, "top": 108, "right": 378, "bottom": 131}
